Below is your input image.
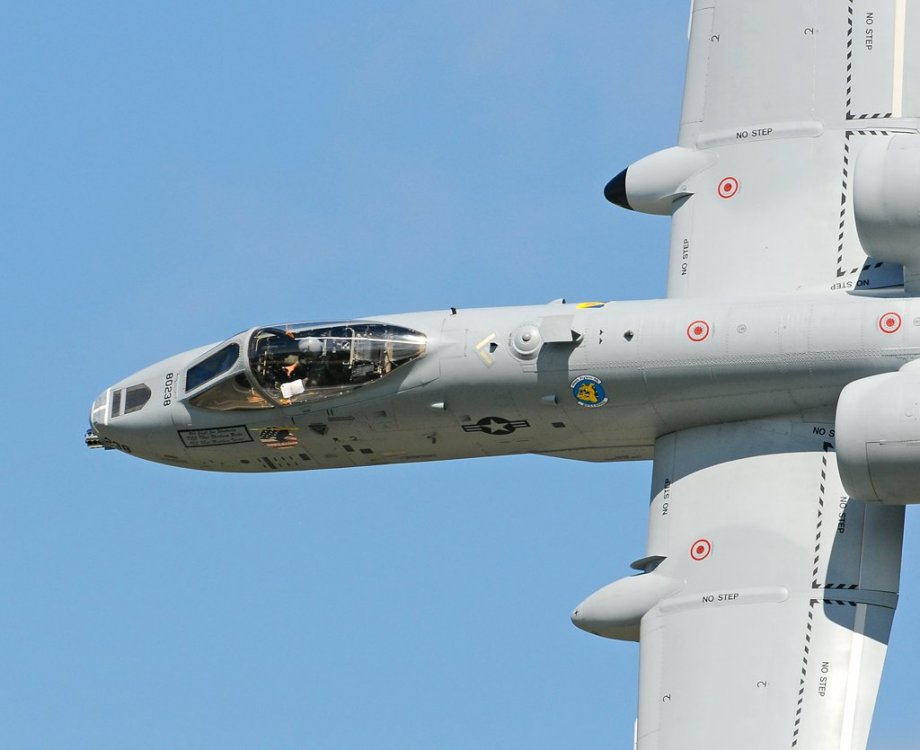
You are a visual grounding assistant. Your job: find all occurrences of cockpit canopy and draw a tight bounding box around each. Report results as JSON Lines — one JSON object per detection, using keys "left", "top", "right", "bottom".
{"left": 247, "top": 322, "right": 426, "bottom": 406}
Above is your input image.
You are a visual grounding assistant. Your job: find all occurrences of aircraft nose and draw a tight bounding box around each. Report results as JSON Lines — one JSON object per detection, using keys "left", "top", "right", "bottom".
{"left": 89, "top": 389, "right": 107, "bottom": 431}
{"left": 85, "top": 381, "right": 156, "bottom": 452}
{"left": 86, "top": 389, "right": 112, "bottom": 448}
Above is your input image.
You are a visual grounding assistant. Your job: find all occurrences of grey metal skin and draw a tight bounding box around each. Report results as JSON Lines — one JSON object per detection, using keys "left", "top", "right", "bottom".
{"left": 86, "top": 2, "right": 920, "bottom": 745}
{"left": 89, "top": 292, "right": 918, "bottom": 473}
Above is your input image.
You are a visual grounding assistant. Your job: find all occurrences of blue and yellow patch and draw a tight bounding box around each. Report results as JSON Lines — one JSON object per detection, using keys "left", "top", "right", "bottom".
{"left": 570, "top": 375, "right": 608, "bottom": 408}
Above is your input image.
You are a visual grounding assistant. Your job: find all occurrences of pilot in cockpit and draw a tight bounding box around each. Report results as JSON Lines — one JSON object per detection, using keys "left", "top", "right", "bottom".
{"left": 282, "top": 354, "right": 306, "bottom": 380}
{"left": 280, "top": 337, "right": 329, "bottom": 389}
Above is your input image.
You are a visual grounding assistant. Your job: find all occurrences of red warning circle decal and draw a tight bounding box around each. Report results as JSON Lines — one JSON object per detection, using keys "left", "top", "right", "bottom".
{"left": 718, "top": 176, "right": 740, "bottom": 199}
{"left": 879, "top": 312, "right": 902, "bottom": 334}
{"left": 687, "top": 320, "right": 710, "bottom": 342}
{"left": 690, "top": 539, "right": 712, "bottom": 561}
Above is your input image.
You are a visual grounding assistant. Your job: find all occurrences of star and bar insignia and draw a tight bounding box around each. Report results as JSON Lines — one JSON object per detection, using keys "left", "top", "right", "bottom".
{"left": 461, "top": 417, "right": 530, "bottom": 436}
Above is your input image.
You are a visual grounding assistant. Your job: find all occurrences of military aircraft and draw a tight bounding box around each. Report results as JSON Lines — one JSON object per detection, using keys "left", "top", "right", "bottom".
{"left": 88, "top": 2, "right": 920, "bottom": 747}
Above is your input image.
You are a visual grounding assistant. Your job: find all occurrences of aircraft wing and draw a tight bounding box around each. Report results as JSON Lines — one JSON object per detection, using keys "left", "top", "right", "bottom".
{"left": 658, "top": 0, "right": 920, "bottom": 297}
{"left": 634, "top": 420, "right": 904, "bottom": 749}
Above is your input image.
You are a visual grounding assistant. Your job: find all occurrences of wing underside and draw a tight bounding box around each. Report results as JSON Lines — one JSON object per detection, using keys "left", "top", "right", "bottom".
{"left": 665, "top": 0, "right": 920, "bottom": 297}
{"left": 633, "top": 419, "right": 903, "bottom": 749}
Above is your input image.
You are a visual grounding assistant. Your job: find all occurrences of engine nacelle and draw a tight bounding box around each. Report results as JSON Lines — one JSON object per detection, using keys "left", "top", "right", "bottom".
{"left": 604, "top": 146, "right": 716, "bottom": 215}
{"left": 837, "top": 368, "right": 920, "bottom": 504}
{"left": 854, "top": 135, "right": 920, "bottom": 276}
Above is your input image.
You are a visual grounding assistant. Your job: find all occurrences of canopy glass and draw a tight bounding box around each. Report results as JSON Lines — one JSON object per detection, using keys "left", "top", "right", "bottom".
{"left": 247, "top": 322, "right": 427, "bottom": 405}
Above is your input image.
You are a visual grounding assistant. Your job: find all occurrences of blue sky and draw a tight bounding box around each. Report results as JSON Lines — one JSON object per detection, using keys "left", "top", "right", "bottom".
{"left": 2, "top": 2, "right": 919, "bottom": 747}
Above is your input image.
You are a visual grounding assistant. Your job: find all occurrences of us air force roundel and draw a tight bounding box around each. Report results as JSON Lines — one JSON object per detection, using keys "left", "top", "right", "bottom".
{"left": 571, "top": 375, "right": 608, "bottom": 408}
{"left": 462, "top": 417, "right": 530, "bottom": 435}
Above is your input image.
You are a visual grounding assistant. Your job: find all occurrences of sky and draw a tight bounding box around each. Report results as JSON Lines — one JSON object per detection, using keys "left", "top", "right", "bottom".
{"left": 2, "top": 2, "right": 919, "bottom": 748}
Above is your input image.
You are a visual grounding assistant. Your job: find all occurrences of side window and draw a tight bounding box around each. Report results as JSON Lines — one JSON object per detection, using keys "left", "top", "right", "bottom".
{"left": 124, "top": 384, "right": 151, "bottom": 414}
{"left": 188, "top": 373, "right": 274, "bottom": 411}
{"left": 109, "top": 384, "right": 151, "bottom": 418}
{"left": 186, "top": 344, "right": 240, "bottom": 392}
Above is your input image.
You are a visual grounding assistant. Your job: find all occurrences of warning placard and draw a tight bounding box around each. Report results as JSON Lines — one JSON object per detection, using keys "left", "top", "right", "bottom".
{"left": 178, "top": 425, "right": 253, "bottom": 448}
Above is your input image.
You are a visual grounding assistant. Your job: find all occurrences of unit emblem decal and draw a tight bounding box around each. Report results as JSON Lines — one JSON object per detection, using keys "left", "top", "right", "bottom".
{"left": 462, "top": 417, "right": 530, "bottom": 435}
{"left": 571, "top": 375, "right": 608, "bottom": 408}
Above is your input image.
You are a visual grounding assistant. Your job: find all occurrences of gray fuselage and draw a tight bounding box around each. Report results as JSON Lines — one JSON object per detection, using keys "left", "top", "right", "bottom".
{"left": 88, "top": 293, "right": 918, "bottom": 472}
